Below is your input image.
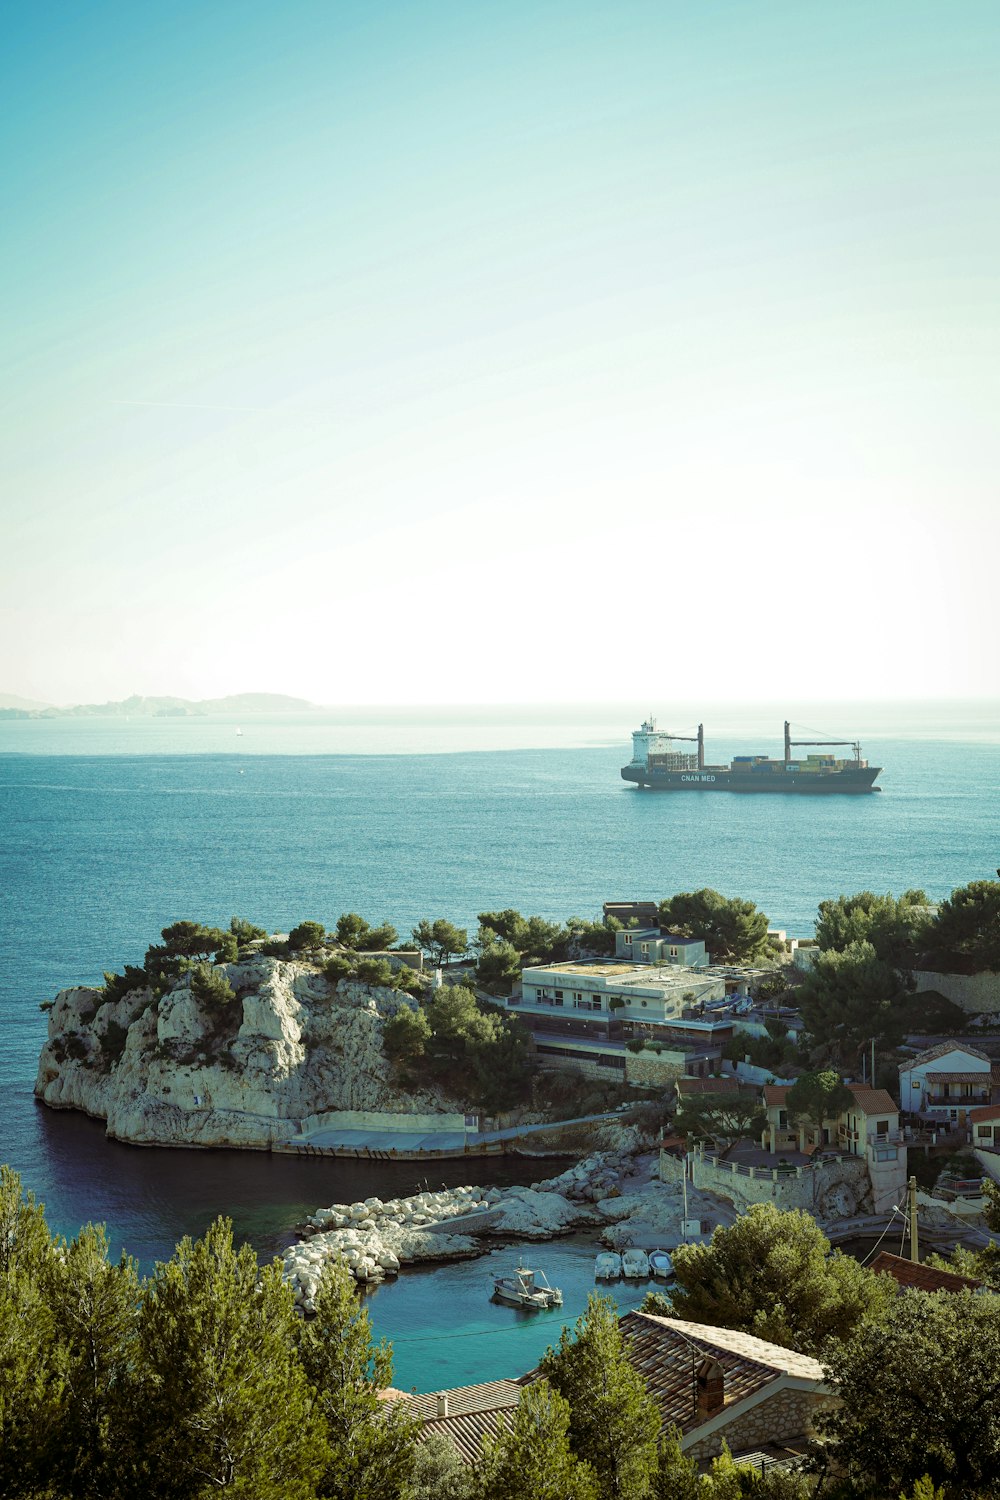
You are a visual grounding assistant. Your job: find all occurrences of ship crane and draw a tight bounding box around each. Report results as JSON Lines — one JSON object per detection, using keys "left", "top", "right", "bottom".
{"left": 784, "top": 721, "right": 861, "bottom": 764}
{"left": 664, "top": 723, "right": 705, "bottom": 770}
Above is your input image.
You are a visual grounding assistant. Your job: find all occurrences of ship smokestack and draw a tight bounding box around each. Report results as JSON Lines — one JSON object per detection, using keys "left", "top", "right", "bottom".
{"left": 784, "top": 720, "right": 791, "bottom": 763}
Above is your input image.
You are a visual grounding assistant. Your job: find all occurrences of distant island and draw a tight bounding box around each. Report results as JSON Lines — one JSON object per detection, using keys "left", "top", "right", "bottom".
{"left": 0, "top": 691, "right": 317, "bottom": 720}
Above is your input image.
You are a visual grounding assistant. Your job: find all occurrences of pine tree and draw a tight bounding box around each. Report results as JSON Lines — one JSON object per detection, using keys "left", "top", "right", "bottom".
{"left": 46, "top": 1224, "right": 142, "bottom": 1499}
{"left": 473, "top": 1381, "right": 598, "bottom": 1500}
{"left": 540, "top": 1295, "right": 661, "bottom": 1500}
{"left": 0, "top": 1166, "right": 62, "bottom": 1498}
{"left": 134, "top": 1217, "right": 326, "bottom": 1500}
{"left": 296, "top": 1255, "right": 419, "bottom": 1500}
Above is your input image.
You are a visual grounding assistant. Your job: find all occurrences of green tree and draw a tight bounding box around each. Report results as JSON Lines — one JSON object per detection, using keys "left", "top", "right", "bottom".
{"left": 101, "top": 964, "right": 152, "bottom": 1003}
{"left": 134, "top": 1218, "right": 325, "bottom": 1500}
{"left": 657, "top": 890, "right": 771, "bottom": 963}
{"left": 413, "top": 920, "right": 469, "bottom": 967}
{"left": 411, "top": 1434, "right": 475, "bottom": 1500}
{"left": 924, "top": 878, "right": 1000, "bottom": 974}
{"left": 565, "top": 916, "right": 622, "bottom": 958}
{"left": 325, "top": 953, "right": 357, "bottom": 986}
{"left": 296, "top": 1257, "right": 418, "bottom": 1500}
{"left": 335, "top": 913, "right": 373, "bottom": 950}
{"left": 360, "top": 923, "right": 398, "bottom": 952}
{"left": 540, "top": 1294, "right": 661, "bottom": 1500}
{"left": 354, "top": 957, "right": 396, "bottom": 987}
{"left": 288, "top": 920, "right": 328, "bottom": 953}
{"left": 675, "top": 1088, "right": 767, "bottom": 1145}
{"left": 383, "top": 1005, "right": 433, "bottom": 1064}
{"left": 650, "top": 1430, "right": 700, "bottom": 1500}
{"left": 161, "top": 920, "right": 229, "bottom": 958}
{"left": 0, "top": 1167, "right": 62, "bottom": 1498}
{"left": 794, "top": 940, "right": 910, "bottom": 1067}
{"left": 820, "top": 1287, "right": 1000, "bottom": 1498}
{"left": 473, "top": 1380, "right": 599, "bottom": 1500}
{"left": 477, "top": 910, "right": 567, "bottom": 965}
{"left": 189, "top": 960, "right": 237, "bottom": 1008}
{"left": 230, "top": 916, "right": 267, "bottom": 948}
{"left": 786, "top": 1070, "right": 853, "bottom": 1144}
{"left": 649, "top": 1203, "right": 895, "bottom": 1356}
{"left": 46, "top": 1225, "right": 142, "bottom": 1500}
{"left": 815, "top": 889, "right": 931, "bottom": 967}
{"left": 475, "top": 938, "right": 523, "bottom": 995}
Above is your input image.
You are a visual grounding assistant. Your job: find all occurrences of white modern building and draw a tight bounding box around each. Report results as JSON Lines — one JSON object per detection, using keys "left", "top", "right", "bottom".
{"left": 898, "top": 1042, "right": 998, "bottom": 1123}
{"left": 614, "top": 928, "right": 709, "bottom": 967}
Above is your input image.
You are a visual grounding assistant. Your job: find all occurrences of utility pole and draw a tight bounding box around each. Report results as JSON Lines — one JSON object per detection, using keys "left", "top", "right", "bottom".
{"left": 908, "top": 1174, "right": 919, "bottom": 1263}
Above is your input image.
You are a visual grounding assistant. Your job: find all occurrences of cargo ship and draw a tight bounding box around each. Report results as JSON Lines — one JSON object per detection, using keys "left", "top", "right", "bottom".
{"left": 621, "top": 720, "right": 881, "bottom": 794}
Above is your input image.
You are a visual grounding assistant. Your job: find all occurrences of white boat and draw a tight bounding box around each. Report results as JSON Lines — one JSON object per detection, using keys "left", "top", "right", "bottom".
{"left": 492, "top": 1263, "right": 563, "bottom": 1310}
{"left": 648, "top": 1249, "right": 674, "bottom": 1281}
{"left": 594, "top": 1251, "right": 622, "bottom": 1280}
{"left": 621, "top": 1248, "right": 650, "bottom": 1279}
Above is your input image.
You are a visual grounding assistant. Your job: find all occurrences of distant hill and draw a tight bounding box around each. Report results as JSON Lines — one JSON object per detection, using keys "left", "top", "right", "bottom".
{"left": 0, "top": 693, "right": 54, "bottom": 711}
{"left": 3, "top": 693, "right": 317, "bottom": 719}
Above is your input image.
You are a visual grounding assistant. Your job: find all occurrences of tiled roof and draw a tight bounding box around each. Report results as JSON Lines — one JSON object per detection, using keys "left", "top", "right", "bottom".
{"left": 924, "top": 1071, "right": 991, "bottom": 1085}
{"left": 407, "top": 1317, "right": 826, "bottom": 1464}
{"left": 617, "top": 1312, "right": 824, "bottom": 1433}
{"left": 763, "top": 1085, "right": 792, "bottom": 1106}
{"left": 401, "top": 1380, "right": 523, "bottom": 1465}
{"left": 969, "top": 1105, "right": 1000, "bottom": 1123}
{"left": 677, "top": 1076, "right": 741, "bottom": 1096}
{"left": 845, "top": 1086, "right": 898, "bottom": 1115}
{"left": 906, "top": 1042, "right": 990, "bottom": 1068}
{"left": 871, "top": 1252, "right": 983, "bottom": 1294}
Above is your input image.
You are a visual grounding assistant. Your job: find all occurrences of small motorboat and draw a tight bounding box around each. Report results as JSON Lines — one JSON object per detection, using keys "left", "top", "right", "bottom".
{"left": 648, "top": 1249, "right": 674, "bottom": 1281}
{"left": 621, "top": 1248, "right": 650, "bottom": 1279}
{"left": 594, "top": 1251, "right": 622, "bottom": 1281}
{"left": 492, "top": 1262, "right": 563, "bottom": 1310}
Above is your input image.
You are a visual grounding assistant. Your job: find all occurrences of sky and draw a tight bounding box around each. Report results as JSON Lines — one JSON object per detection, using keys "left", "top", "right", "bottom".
{"left": 2, "top": 0, "right": 999, "bottom": 706}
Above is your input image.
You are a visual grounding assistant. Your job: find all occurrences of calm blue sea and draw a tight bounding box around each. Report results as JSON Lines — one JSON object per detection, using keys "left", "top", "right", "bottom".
{"left": 1, "top": 701, "right": 998, "bottom": 1387}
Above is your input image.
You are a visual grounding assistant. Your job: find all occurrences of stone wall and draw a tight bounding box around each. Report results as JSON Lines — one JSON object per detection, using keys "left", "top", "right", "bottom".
{"left": 660, "top": 1148, "right": 872, "bottom": 1218}
{"left": 685, "top": 1387, "right": 835, "bottom": 1462}
{"left": 625, "top": 1049, "right": 686, "bottom": 1087}
{"left": 913, "top": 969, "right": 1000, "bottom": 1016}
{"left": 301, "top": 1108, "right": 468, "bottom": 1135}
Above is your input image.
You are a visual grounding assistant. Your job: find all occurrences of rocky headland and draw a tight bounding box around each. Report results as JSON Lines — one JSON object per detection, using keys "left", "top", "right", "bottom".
{"left": 35, "top": 954, "right": 453, "bottom": 1148}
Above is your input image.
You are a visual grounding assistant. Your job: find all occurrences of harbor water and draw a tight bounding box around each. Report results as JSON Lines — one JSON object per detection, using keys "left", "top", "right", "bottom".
{"left": 1, "top": 701, "right": 998, "bottom": 1386}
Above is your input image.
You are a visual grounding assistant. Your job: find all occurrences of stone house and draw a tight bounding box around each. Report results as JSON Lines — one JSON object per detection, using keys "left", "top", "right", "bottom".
{"left": 401, "top": 1312, "right": 831, "bottom": 1468}
{"left": 898, "top": 1042, "right": 1000, "bottom": 1124}
{"left": 761, "top": 1083, "right": 905, "bottom": 1214}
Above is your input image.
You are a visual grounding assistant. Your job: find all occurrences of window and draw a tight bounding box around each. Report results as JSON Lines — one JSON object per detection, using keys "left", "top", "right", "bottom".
{"left": 623, "top": 933, "right": 632, "bottom": 945}
{"left": 641, "top": 1001, "right": 647, "bottom": 1008}
{"left": 598, "top": 1055, "right": 626, "bottom": 1070}
{"left": 669, "top": 946, "right": 678, "bottom": 957}
{"left": 553, "top": 990, "right": 563, "bottom": 1001}
{"left": 876, "top": 1119, "right": 889, "bottom": 1134}
{"left": 778, "top": 1109, "right": 788, "bottom": 1128}
{"left": 574, "top": 996, "right": 601, "bottom": 1011}
{"left": 979, "top": 1126, "right": 992, "bottom": 1138}
{"left": 640, "top": 944, "right": 649, "bottom": 955}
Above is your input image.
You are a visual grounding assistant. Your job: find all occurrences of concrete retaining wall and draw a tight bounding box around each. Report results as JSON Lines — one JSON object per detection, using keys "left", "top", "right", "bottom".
{"left": 660, "top": 1148, "right": 872, "bottom": 1217}
{"left": 625, "top": 1049, "right": 687, "bottom": 1087}
{"left": 300, "top": 1108, "right": 468, "bottom": 1135}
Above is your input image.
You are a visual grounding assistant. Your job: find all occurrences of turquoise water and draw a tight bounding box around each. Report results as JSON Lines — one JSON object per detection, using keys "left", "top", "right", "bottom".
{"left": 1, "top": 701, "right": 998, "bottom": 1387}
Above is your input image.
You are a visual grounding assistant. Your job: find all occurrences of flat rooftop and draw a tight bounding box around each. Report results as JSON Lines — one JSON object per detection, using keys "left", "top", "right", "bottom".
{"left": 532, "top": 961, "right": 645, "bottom": 977}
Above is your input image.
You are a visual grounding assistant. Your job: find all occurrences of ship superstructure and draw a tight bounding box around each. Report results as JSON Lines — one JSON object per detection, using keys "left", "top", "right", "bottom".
{"left": 622, "top": 719, "right": 881, "bottom": 794}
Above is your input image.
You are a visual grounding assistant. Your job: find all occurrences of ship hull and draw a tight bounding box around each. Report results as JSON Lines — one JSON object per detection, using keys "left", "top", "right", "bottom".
{"left": 621, "top": 765, "right": 881, "bottom": 794}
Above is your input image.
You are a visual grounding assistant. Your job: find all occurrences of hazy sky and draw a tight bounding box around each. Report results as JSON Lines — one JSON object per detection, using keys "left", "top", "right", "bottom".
{"left": 3, "top": 1, "right": 998, "bottom": 705}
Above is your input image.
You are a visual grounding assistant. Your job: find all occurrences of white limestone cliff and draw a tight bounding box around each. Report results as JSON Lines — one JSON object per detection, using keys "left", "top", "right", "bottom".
{"left": 35, "top": 957, "right": 450, "bottom": 1148}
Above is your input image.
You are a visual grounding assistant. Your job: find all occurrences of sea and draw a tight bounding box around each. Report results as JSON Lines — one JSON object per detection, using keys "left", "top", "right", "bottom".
{"left": 1, "top": 699, "right": 998, "bottom": 1389}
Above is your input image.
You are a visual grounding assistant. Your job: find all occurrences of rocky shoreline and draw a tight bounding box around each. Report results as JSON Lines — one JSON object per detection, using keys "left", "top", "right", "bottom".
{"left": 282, "top": 1142, "right": 736, "bottom": 1310}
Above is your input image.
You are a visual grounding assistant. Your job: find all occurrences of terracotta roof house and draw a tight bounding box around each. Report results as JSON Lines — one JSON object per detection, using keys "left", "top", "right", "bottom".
{"left": 970, "top": 1103, "right": 1000, "bottom": 1150}
{"left": 899, "top": 1043, "right": 995, "bottom": 1120}
{"left": 760, "top": 1083, "right": 905, "bottom": 1214}
{"left": 870, "top": 1251, "right": 984, "bottom": 1294}
{"left": 402, "top": 1313, "right": 832, "bottom": 1468}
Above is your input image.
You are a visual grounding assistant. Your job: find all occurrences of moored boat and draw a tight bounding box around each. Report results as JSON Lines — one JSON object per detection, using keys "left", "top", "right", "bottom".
{"left": 595, "top": 1251, "right": 622, "bottom": 1280}
{"left": 621, "top": 1248, "right": 650, "bottom": 1279}
{"left": 648, "top": 1249, "right": 673, "bottom": 1280}
{"left": 492, "top": 1262, "right": 563, "bottom": 1310}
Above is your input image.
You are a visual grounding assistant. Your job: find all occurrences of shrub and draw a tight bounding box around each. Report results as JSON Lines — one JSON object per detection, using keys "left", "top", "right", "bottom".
{"left": 261, "top": 938, "right": 290, "bottom": 958}
{"left": 99, "top": 1021, "right": 130, "bottom": 1069}
{"left": 354, "top": 958, "right": 395, "bottom": 987}
{"left": 324, "top": 954, "right": 357, "bottom": 986}
{"left": 626, "top": 1040, "right": 644, "bottom": 1054}
{"left": 189, "top": 963, "right": 236, "bottom": 1009}
{"left": 102, "top": 966, "right": 151, "bottom": 1004}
